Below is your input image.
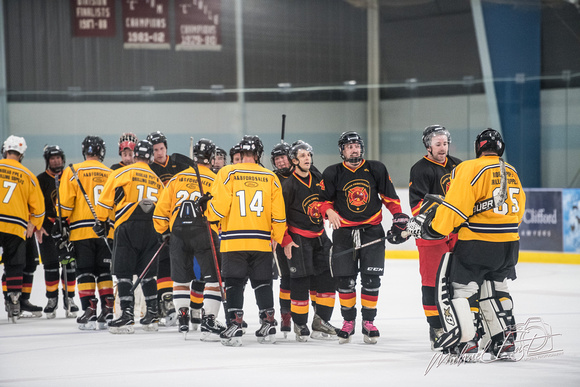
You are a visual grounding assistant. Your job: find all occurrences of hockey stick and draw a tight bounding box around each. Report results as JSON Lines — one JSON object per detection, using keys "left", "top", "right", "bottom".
{"left": 333, "top": 235, "right": 388, "bottom": 258}
{"left": 281, "top": 114, "right": 286, "bottom": 142}
{"left": 68, "top": 164, "right": 113, "bottom": 254}
{"left": 129, "top": 239, "right": 168, "bottom": 294}
{"left": 191, "top": 158, "right": 229, "bottom": 323}
{"left": 54, "top": 172, "right": 71, "bottom": 314}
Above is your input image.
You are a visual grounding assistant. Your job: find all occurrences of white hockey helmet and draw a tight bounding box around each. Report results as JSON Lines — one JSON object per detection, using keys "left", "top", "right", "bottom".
{"left": 2, "top": 135, "right": 27, "bottom": 157}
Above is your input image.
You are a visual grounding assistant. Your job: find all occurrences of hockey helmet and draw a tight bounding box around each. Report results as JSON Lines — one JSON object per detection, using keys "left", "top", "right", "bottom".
{"left": 289, "top": 140, "right": 313, "bottom": 161}
{"left": 475, "top": 128, "right": 504, "bottom": 157}
{"left": 118, "top": 132, "right": 138, "bottom": 155}
{"left": 422, "top": 125, "right": 451, "bottom": 148}
{"left": 146, "top": 131, "right": 167, "bottom": 148}
{"left": 229, "top": 143, "right": 241, "bottom": 163}
{"left": 239, "top": 135, "right": 264, "bottom": 160}
{"left": 81, "top": 136, "right": 106, "bottom": 162}
{"left": 338, "top": 131, "right": 364, "bottom": 162}
{"left": 133, "top": 140, "right": 154, "bottom": 162}
{"left": 270, "top": 142, "right": 292, "bottom": 174}
{"left": 43, "top": 145, "right": 66, "bottom": 173}
{"left": 2, "top": 135, "right": 27, "bottom": 157}
{"left": 193, "top": 138, "right": 216, "bottom": 164}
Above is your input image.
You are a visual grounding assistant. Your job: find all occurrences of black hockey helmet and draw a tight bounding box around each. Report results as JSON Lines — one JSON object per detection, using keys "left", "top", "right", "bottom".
{"left": 134, "top": 140, "right": 154, "bottom": 161}
{"left": 422, "top": 125, "right": 451, "bottom": 148}
{"left": 146, "top": 131, "right": 167, "bottom": 148}
{"left": 289, "top": 140, "right": 313, "bottom": 160}
{"left": 118, "top": 132, "right": 138, "bottom": 155}
{"left": 229, "top": 143, "right": 241, "bottom": 163}
{"left": 193, "top": 138, "right": 216, "bottom": 164}
{"left": 215, "top": 147, "right": 227, "bottom": 159}
{"left": 239, "top": 135, "right": 264, "bottom": 160}
{"left": 475, "top": 128, "right": 504, "bottom": 157}
{"left": 338, "top": 131, "right": 364, "bottom": 162}
{"left": 43, "top": 145, "right": 66, "bottom": 173}
{"left": 81, "top": 136, "right": 106, "bottom": 162}
{"left": 270, "top": 142, "right": 292, "bottom": 173}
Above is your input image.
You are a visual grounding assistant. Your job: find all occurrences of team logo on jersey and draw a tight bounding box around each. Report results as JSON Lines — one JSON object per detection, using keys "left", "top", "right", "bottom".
{"left": 245, "top": 181, "right": 258, "bottom": 187}
{"left": 93, "top": 176, "right": 107, "bottom": 184}
{"left": 344, "top": 179, "right": 370, "bottom": 213}
{"left": 319, "top": 180, "right": 325, "bottom": 191}
{"left": 186, "top": 183, "right": 197, "bottom": 189}
{"left": 440, "top": 173, "right": 451, "bottom": 194}
{"left": 302, "top": 194, "right": 322, "bottom": 225}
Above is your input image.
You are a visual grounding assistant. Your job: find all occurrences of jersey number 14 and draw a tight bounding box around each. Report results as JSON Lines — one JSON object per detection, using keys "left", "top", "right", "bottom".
{"left": 236, "top": 190, "right": 264, "bottom": 217}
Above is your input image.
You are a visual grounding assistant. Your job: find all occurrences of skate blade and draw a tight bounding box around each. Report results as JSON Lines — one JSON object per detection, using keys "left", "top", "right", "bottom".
{"left": 295, "top": 334, "right": 309, "bottom": 342}
{"left": 163, "top": 313, "right": 177, "bottom": 327}
{"left": 257, "top": 334, "right": 277, "bottom": 344}
{"left": 10, "top": 315, "right": 18, "bottom": 323}
{"left": 108, "top": 325, "right": 135, "bottom": 334}
{"left": 363, "top": 335, "right": 378, "bottom": 344}
{"left": 200, "top": 331, "right": 221, "bottom": 342}
{"left": 190, "top": 322, "right": 200, "bottom": 331}
{"left": 221, "top": 337, "right": 243, "bottom": 347}
{"left": 310, "top": 331, "right": 338, "bottom": 341}
{"left": 142, "top": 322, "right": 159, "bottom": 332}
{"left": 78, "top": 321, "right": 97, "bottom": 330}
{"left": 97, "top": 321, "right": 110, "bottom": 330}
{"left": 65, "top": 311, "right": 78, "bottom": 318}
{"left": 338, "top": 335, "right": 352, "bottom": 344}
{"left": 45, "top": 312, "right": 57, "bottom": 319}
{"left": 19, "top": 311, "right": 43, "bottom": 318}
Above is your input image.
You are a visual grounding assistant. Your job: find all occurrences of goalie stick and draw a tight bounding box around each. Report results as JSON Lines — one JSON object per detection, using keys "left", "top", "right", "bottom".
{"left": 68, "top": 164, "right": 113, "bottom": 254}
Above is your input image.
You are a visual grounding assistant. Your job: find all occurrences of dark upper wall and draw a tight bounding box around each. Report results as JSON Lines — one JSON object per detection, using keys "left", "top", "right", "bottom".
{"left": 4, "top": 0, "right": 580, "bottom": 101}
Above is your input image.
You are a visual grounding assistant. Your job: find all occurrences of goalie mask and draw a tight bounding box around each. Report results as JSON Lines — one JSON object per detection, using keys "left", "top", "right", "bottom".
{"left": 475, "top": 128, "right": 504, "bottom": 158}
{"left": 43, "top": 145, "right": 66, "bottom": 173}
{"left": 193, "top": 138, "right": 216, "bottom": 164}
{"left": 338, "top": 131, "right": 364, "bottom": 164}
{"left": 2, "top": 135, "right": 27, "bottom": 158}
{"left": 81, "top": 136, "right": 106, "bottom": 162}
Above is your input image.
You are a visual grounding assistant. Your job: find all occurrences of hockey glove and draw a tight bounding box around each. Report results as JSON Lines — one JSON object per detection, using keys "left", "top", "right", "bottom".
{"left": 158, "top": 231, "right": 170, "bottom": 245}
{"left": 405, "top": 207, "right": 444, "bottom": 240}
{"left": 196, "top": 192, "right": 213, "bottom": 213}
{"left": 386, "top": 213, "right": 410, "bottom": 244}
{"left": 51, "top": 222, "right": 69, "bottom": 243}
{"left": 92, "top": 220, "right": 109, "bottom": 238}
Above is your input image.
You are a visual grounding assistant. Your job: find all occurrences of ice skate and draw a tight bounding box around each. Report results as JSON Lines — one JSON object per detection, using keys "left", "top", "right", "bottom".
{"left": 429, "top": 327, "right": 445, "bottom": 351}
{"left": 159, "top": 293, "right": 176, "bottom": 327}
{"left": 362, "top": 320, "right": 380, "bottom": 344}
{"left": 294, "top": 323, "right": 310, "bottom": 342}
{"left": 97, "top": 296, "right": 115, "bottom": 330}
{"left": 310, "top": 314, "right": 339, "bottom": 340}
{"left": 338, "top": 320, "right": 355, "bottom": 344}
{"left": 190, "top": 307, "right": 201, "bottom": 331}
{"left": 5, "top": 292, "right": 21, "bottom": 323}
{"left": 255, "top": 308, "right": 277, "bottom": 344}
{"left": 108, "top": 308, "right": 135, "bottom": 334}
{"left": 76, "top": 298, "right": 98, "bottom": 330}
{"left": 178, "top": 307, "right": 190, "bottom": 339}
{"left": 200, "top": 313, "right": 226, "bottom": 342}
{"left": 19, "top": 299, "right": 43, "bottom": 318}
{"left": 280, "top": 311, "right": 291, "bottom": 339}
{"left": 486, "top": 331, "right": 516, "bottom": 361}
{"left": 64, "top": 297, "right": 79, "bottom": 318}
{"left": 220, "top": 311, "right": 244, "bottom": 347}
{"left": 448, "top": 336, "right": 479, "bottom": 362}
{"left": 44, "top": 297, "right": 58, "bottom": 319}
{"left": 140, "top": 307, "right": 159, "bottom": 332}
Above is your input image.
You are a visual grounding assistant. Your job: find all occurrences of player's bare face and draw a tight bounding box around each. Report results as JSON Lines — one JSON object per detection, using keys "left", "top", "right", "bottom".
{"left": 274, "top": 155, "right": 290, "bottom": 170}
{"left": 121, "top": 148, "right": 135, "bottom": 165}
{"left": 427, "top": 134, "right": 449, "bottom": 164}
{"left": 343, "top": 142, "right": 362, "bottom": 165}
{"left": 152, "top": 143, "right": 167, "bottom": 164}
{"left": 212, "top": 155, "right": 226, "bottom": 170}
{"left": 232, "top": 153, "right": 242, "bottom": 164}
{"left": 48, "top": 155, "right": 63, "bottom": 171}
{"left": 295, "top": 149, "right": 312, "bottom": 173}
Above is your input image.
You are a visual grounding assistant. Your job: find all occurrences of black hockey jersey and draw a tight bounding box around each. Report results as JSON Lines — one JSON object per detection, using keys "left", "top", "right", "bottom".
{"left": 409, "top": 155, "right": 462, "bottom": 216}
{"left": 282, "top": 169, "right": 325, "bottom": 236}
{"left": 37, "top": 170, "right": 59, "bottom": 228}
{"left": 319, "top": 159, "right": 402, "bottom": 227}
{"left": 149, "top": 156, "right": 188, "bottom": 186}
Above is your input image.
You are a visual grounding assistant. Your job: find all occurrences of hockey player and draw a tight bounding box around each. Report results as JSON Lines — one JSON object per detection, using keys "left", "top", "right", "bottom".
{"left": 407, "top": 128, "right": 525, "bottom": 359}
{"left": 229, "top": 143, "right": 242, "bottom": 165}
{"left": 153, "top": 138, "right": 226, "bottom": 341}
{"left": 35, "top": 145, "right": 79, "bottom": 318}
{"left": 209, "top": 135, "right": 286, "bottom": 346}
{"left": 58, "top": 136, "right": 114, "bottom": 330}
{"left": 0, "top": 135, "right": 45, "bottom": 322}
{"left": 281, "top": 141, "right": 339, "bottom": 341}
{"left": 146, "top": 131, "right": 189, "bottom": 326}
{"left": 96, "top": 140, "right": 164, "bottom": 334}
{"left": 318, "top": 131, "right": 409, "bottom": 344}
{"left": 111, "top": 132, "right": 138, "bottom": 170}
{"left": 211, "top": 147, "right": 227, "bottom": 173}
{"left": 409, "top": 125, "right": 461, "bottom": 349}
{"left": 270, "top": 141, "right": 293, "bottom": 336}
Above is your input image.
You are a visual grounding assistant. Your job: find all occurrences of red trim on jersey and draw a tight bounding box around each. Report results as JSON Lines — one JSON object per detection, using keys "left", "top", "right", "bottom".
{"left": 342, "top": 160, "right": 365, "bottom": 173}
{"left": 423, "top": 155, "right": 449, "bottom": 167}
{"left": 288, "top": 225, "right": 323, "bottom": 238}
{"left": 292, "top": 171, "right": 312, "bottom": 188}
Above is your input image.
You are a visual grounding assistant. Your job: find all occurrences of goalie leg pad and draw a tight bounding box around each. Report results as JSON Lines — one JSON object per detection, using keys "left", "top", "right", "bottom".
{"left": 480, "top": 279, "right": 515, "bottom": 351}
{"left": 451, "top": 297, "right": 476, "bottom": 343}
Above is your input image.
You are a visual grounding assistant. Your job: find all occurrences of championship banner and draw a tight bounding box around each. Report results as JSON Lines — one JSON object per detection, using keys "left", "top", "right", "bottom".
{"left": 71, "top": 0, "right": 116, "bottom": 37}
{"left": 175, "top": 0, "right": 221, "bottom": 51}
{"left": 122, "top": 0, "right": 170, "bottom": 50}
{"left": 563, "top": 189, "right": 580, "bottom": 253}
{"left": 519, "top": 189, "right": 563, "bottom": 252}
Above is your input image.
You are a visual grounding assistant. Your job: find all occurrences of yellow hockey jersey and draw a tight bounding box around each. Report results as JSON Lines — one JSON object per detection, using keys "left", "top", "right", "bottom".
{"left": 208, "top": 162, "right": 286, "bottom": 252}
{"left": 431, "top": 155, "right": 526, "bottom": 242}
{"left": 58, "top": 160, "right": 112, "bottom": 241}
{"left": 96, "top": 161, "right": 164, "bottom": 227}
{"left": 0, "top": 158, "right": 45, "bottom": 239}
{"left": 153, "top": 165, "right": 215, "bottom": 234}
